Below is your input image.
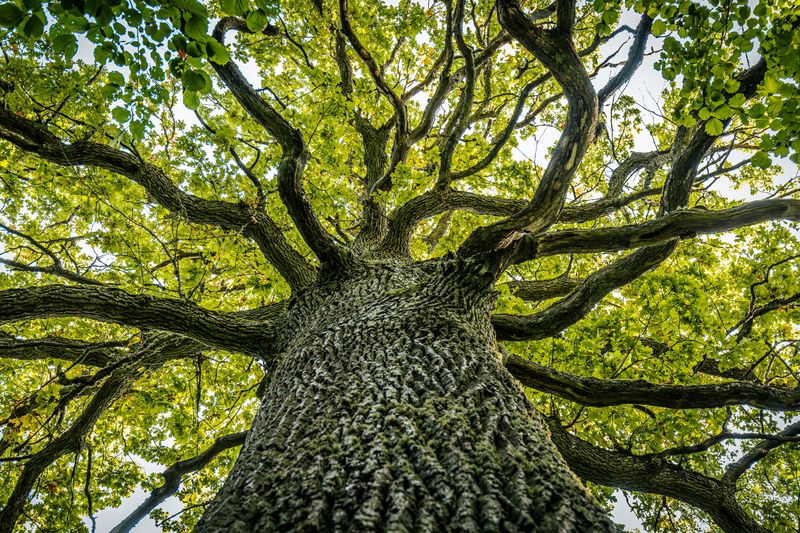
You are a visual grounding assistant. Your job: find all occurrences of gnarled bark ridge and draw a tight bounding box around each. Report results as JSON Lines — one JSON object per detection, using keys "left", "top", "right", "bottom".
{"left": 196, "top": 260, "right": 614, "bottom": 532}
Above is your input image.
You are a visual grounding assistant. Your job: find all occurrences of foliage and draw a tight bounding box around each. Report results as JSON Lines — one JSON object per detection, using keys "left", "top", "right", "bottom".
{"left": 0, "top": 0, "right": 799, "bottom": 531}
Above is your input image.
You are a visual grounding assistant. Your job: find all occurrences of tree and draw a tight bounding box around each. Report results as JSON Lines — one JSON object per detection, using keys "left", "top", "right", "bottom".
{"left": 0, "top": 0, "right": 798, "bottom": 530}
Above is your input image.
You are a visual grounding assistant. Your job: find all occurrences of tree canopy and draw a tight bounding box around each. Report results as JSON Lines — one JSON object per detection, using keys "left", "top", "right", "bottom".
{"left": 0, "top": 0, "right": 799, "bottom": 531}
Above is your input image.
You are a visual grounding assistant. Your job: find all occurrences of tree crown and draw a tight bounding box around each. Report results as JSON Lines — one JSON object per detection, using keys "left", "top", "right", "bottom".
{"left": 0, "top": 0, "right": 799, "bottom": 531}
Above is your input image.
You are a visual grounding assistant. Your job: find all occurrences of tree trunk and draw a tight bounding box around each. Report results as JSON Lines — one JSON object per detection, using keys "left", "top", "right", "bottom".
{"left": 196, "top": 260, "right": 615, "bottom": 532}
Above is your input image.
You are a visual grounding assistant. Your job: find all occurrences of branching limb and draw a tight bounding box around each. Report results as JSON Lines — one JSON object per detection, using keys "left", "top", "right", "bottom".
{"left": 0, "top": 222, "right": 103, "bottom": 285}
{"left": 339, "top": 0, "right": 409, "bottom": 195}
{"left": 504, "top": 353, "right": 800, "bottom": 411}
{"left": 724, "top": 419, "right": 800, "bottom": 483}
{"left": 555, "top": 0, "right": 576, "bottom": 36}
{"left": 489, "top": 57, "right": 770, "bottom": 340}
{"left": 607, "top": 150, "right": 670, "bottom": 197}
{"left": 501, "top": 276, "right": 581, "bottom": 301}
{"left": 546, "top": 418, "right": 770, "bottom": 533}
{"left": 212, "top": 18, "right": 347, "bottom": 268}
{"left": 506, "top": 199, "right": 800, "bottom": 265}
{"left": 493, "top": 242, "right": 677, "bottom": 340}
{"left": 651, "top": 429, "right": 800, "bottom": 459}
{"left": 436, "top": 0, "right": 476, "bottom": 188}
{"left": 0, "top": 106, "right": 315, "bottom": 291}
{"left": 109, "top": 431, "right": 248, "bottom": 533}
{"left": 446, "top": 75, "right": 542, "bottom": 183}
{"left": 331, "top": 28, "right": 392, "bottom": 246}
{"left": 0, "top": 333, "right": 201, "bottom": 533}
{"left": 0, "top": 335, "right": 125, "bottom": 367}
{"left": 379, "top": 185, "right": 660, "bottom": 255}
{"left": 458, "top": 0, "right": 599, "bottom": 256}
{"left": 596, "top": 14, "right": 653, "bottom": 106}
{"left": 0, "top": 285, "right": 281, "bottom": 357}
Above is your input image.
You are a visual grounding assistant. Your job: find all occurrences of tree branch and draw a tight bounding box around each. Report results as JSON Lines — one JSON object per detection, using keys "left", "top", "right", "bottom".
{"left": 546, "top": 418, "right": 770, "bottom": 533}
{"left": 492, "top": 241, "right": 677, "bottom": 340}
{"left": 458, "top": 0, "right": 599, "bottom": 256}
{"left": 489, "top": 60, "right": 772, "bottom": 338}
{"left": 501, "top": 276, "right": 581, "bottom": 301}
{"left": 211, "top": 18, "right": 347, "bottom": 268}
{"left": 555, "top": 0, "right": 576, "bottom": 36}
{"left": 0, "top": 222, "right": 103, "bottom": 285}
{"left": 379, "top": 184, "right": 660, "bottom": 256}
{"left": 504, "top": 353, "right": 800, "bottom": 411}
{"left": 0, "top": 335, "right": 125, "bottom": 367}
{"left": 724, "top": 419, "right": 800, "bottom": 483}
{"left": 109, "top": 431, "right": 248, "bottom": 533}
{"left": 0, "top": 106, "right": 315, "bottom": 291}
{"left": 596, "top": 14, "right": 653, "bottom": 106}
{"left": 339, "top": 0, "right": 410, "bottom": 195}
{"left": 0, "top": 285, "right": 279, "bottom": 358}
{"left": 436, "top": 0, "right": 476, "bottom": 188}
{"left": 0, "top": 333, "right": 200, "bottom": 533}
{"left": 506, "top": 199, "right": 800, "bottom": 265}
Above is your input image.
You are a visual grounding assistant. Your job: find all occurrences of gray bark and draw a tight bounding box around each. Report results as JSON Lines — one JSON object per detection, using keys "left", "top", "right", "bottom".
{"left": 196, "top": 260, "right": 615, "bottom": 532}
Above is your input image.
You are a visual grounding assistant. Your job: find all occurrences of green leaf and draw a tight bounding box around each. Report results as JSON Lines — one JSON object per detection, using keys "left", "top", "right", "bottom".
{"left": 728, "top": 93, "right": 746, "bottom": 108}
{"left": 22, "top": 13, "right": 44, "bottom": 38}
{"left": 107, "top": 71, "right": 125, "bottom": 87}
{"left": 0, "top": 3, "right": 23, "bottom": 27}
{"left": 184, "top": 14, "right": 208, "bottom": 41}
{"left": 183, "top": 88, "right": 200, "bottom": 109}
{"left": 750, "top": 102, "right": 766, "bottom": 117}
{"left": 112, "top": 106, "right": 131, "bottom": 122}
{"left": 763, "top": 74, "right": 780, "bottom": 93}
{"left": 245, "top": 9, "right": 267, "bottom": 32}
{"left": 221, "top": 0, "right": 248, "bottom": 16}
{"left": 52, "top": 34, "right": 79, "bottom": 58}
{"left": 94, "top": 44, "right": 112, "bottom": 63}
{"left": 751, "top": 151, "right": 772, "bottom": 169}
{"left": 711, "top": 104, "right": 732, "bottom": 120}
{"left": 704, "top": 117, "right": 724, "bottom": 136}
{"left": 724, "top": 79, "right": 740, "bottom": 93}
{"left": 651, "top": 19, "right": 667, "bottom": 36}
{"left": 130, "top": 119, "right": 145, "bottom": 139}
{"left": 206, "top": 38, "right": 230, "bottom": 65}
{"left": 182, "top": 69, "right": 207, "bottom": 92}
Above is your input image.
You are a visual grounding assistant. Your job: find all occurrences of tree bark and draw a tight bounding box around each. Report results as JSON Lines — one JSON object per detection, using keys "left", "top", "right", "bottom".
{"left": 196, "top": 262, "right": 615, "bottom": 532}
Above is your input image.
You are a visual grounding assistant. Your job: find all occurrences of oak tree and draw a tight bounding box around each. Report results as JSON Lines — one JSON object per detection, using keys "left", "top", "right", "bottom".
{"left": 1, "top": 0, "right": 799, "bottom": 531}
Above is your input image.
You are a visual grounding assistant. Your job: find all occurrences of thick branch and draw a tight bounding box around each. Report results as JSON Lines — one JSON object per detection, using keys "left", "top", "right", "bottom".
{"left": 607, "top": 150, "right": 670, "bottom": 197}
{"left": 493, "top": 241, "right": 677, "bottom": 340}
{"left": 0, "top": 285, "right": 278, "bottom": 357}
{"left": 546, "top": 419, "right": 770, "bottom": 533}
{"left": 0, "top": 106, "right": 315, "bottom": 291}
{"left": 491, "top": 71, "right": 773, "bottom": 339}
{"left": 725, "top": 419, "right": 800, "bottom": 483}
{"left": 380, "top": 185, "right": 657, "bottom": 255}
{"left": 212, "top": 18, "right": 346, "bottom": 267}
{"left": 339, "top": 0, "right": 410, "bottom": 194}
{"left": 505, "top": 353, "right": 800, "bottom": 411}
{"left": 502, "top": 276, "right": 581, "bottom": 301}
{"left": 110, "top": 431, "right": 247, "bottom": 533}
{"left": 0, "top": 335, "right": 124, "bottom": 367}
{"left": 436, "top": 0, "right": 476, "bottom": 188}
{"left": 0, "top": 333, "right": 200, "bottom": 533}
{"left": 555, "top": 0, "right": 576, "bottom": 35}
{"left": 507, "top": 199, "right": 800, "bottom": 265}
{"left": 458, "top": 0, "right": 599, "bottom": 256}
{"left": 596, "top": 15, "right": 653, "bottom": 106}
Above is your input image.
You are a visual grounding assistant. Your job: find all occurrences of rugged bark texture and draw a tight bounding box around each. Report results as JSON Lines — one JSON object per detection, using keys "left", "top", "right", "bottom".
{"left": 196, "top": 261, "right": 615, "bottom": 532}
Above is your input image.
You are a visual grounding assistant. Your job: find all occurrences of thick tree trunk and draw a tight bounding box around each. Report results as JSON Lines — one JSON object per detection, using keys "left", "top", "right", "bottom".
{"left": 196, "top": 261, "right": 615, "bottom": 532}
